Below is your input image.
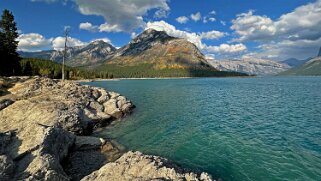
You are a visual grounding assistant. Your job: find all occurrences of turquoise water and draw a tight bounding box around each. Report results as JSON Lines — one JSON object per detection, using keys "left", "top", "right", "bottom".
{"left": 83, "top": 77, "right": 321, "bottom": 181}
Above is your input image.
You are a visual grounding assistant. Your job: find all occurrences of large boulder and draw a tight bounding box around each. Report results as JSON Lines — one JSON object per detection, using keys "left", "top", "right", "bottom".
{"left": 81, "top": 151, "right": 213, "bottom": 181}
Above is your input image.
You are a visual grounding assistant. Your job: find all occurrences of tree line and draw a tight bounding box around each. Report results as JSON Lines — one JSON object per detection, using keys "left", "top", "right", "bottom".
{"left": 0, "top": 9, "right": 104, "bottom": 79}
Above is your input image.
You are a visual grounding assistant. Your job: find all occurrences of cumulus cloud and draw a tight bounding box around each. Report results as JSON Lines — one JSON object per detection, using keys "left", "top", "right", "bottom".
{"left": 98, "top": 23, "right": 122, "bottom": 32}
{"left": 231, "top": 10, "right": 276, "bottom": 42}
{"left": 79, "top": 22, "right": 98, "bottom": 32}
{"left": 200, "top": 30, "right": 226, "bottom": 40}
{"left": 205, "top": 43, "right": 247, "bottom": 54}
{"left": 257, "top": 38, "right": 321, "bottom": 60}
{"left": 203, "top": 17, "right": 216, "bottom": 23}
{"left": 17, "top": 33, "right": 52, "bottom": 52}
{"left": 176, "top": 16, "right": 189, "bottom": 24}
{"left": 52, "top": 36, "right": 86, "bottom": 50}
{"left": 190, "top": 12, "right": 201, "bottom": 22}
{"left": 74, "top": 0, "right": 170, "bottom": 32}
{"left": 16, "top": 32, "right": 104, "bottom": 51}
{"left": 231, "top": 0, "right": 321, "bottom": 59}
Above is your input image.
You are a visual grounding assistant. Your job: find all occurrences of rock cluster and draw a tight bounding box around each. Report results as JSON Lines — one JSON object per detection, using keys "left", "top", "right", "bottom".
{"left": 0, "top": 77, "right": 134, "bottom": 180}
{"left": 0, "top": 77, "right": 213, "bottom": 181}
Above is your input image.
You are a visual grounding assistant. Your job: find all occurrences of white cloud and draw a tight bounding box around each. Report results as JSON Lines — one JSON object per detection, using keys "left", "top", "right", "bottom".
{"left": 231, "top": 0, "right": 321, "bottom": 59}
{"left": 190, "top": 12, "right": 201, "bottom": 22}
{"left": 200, "top": 30, "right": 226, "bottom": 40}
{"left": 209, "top": 10, "right": 216, "bottom": 15}
{"left": 206, "top": 43, "right": 247, "bottom": 54}
{"left": 131, "top": 32, "right": 137, "bottom": 39}
{"left": 231, "top": 10, "right": 276, "bottom": 42}
{"left": 17, "top": 33, "right": 52, "bottom": 52}
{"left": 203, "top": 17, "right": 216, "bottom": 23}
{"left": 176, "top": 16, "right": 189, "bottom": 24}
{"left": 220, "top": 20, "right": 226, "bottom": 26}
{"left": 74, "top": 0, "right": 170, "bottom": 32}
{"left": 98, "top": 23, "right": 122, "bottom": 32}
{"left": 79, "top": 22, "right": 98, "bottom": 32}
{"left": 257, "top": 38, "right": 321, "bottom": 60}
{"left": 17, "top": 32, "right": 114, "bottom": 51}
{"left": 52, "top": 36, "right": 86, "bottom": 50}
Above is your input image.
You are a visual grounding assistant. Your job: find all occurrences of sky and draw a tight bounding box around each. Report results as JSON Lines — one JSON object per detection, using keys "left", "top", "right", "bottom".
{"left": 1, "top": 0, "right": 321, "bottom": 61}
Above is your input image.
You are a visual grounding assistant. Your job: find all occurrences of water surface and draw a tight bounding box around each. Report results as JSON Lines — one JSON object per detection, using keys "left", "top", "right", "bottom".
{"left": 83, "top": 77, "right": 321, "bottom": 181}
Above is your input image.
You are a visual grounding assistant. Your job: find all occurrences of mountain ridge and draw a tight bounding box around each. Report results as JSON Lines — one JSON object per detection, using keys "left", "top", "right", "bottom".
{"left": 209, "top": 58, "right": 290, "bottom": 75}
{"left": 19, "top": 40, "right": 116, "bottom": 67}
{"left": 280, "top": 46, "right": 321, "bottom": 76}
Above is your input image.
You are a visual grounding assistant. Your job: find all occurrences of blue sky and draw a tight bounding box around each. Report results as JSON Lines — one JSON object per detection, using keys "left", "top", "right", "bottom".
{"left": 1, "top": 0, "right": 321, "bottom": 60}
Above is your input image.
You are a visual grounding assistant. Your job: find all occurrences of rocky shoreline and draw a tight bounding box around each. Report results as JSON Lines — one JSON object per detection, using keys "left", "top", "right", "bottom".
{"left": 0, "top": 77, "right": 213, "bottom": 181}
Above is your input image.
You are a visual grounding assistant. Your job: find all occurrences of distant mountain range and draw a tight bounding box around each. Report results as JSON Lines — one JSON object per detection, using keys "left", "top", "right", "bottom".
{"left": 20, "top": 29, "right": 246, "bottom": 78}
{"left": 280, "top": 55, "right": 321, "bottom": 76}
{"left": 280, "top": 57, "right": 312, "bottom": 68}
{"left": 19, "top": 40, "right": 116, "bottom": 67}
{"left": 209, "top": 58, "right": 290, "bottom": 75}
{"left": 279, "top": 47, "right": 321, "bottom": 76}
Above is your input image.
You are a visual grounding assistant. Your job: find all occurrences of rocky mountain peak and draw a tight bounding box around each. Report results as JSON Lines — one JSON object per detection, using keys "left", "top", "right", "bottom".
{"left": 130, "top": 29, "right": 174, "bottom": 45}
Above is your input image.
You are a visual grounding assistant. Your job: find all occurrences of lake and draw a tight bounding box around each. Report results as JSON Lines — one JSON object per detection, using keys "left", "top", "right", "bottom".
{"left": 83, "top": 76, "right": 321, "bottom": 181}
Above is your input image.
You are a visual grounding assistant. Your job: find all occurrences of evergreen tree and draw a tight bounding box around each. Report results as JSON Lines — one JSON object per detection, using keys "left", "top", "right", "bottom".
{"left": 0, "top": 9, "right": 20, "bottom": 76}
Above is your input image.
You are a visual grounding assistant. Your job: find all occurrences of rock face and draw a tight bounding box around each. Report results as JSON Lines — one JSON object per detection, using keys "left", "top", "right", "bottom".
{"left": 107, "top": 29, "right": 212, "bottom": 68}
{"left": 0, "top": 77, "right": 134, "bottom": 180}
{"left": 81, "top": 151, "right": 213, "bottom": 181}
{"left": 19, "top": 40, "right": 116, "bottom": 67}
{"left": 209, "top": 58, "right": 290, "bottom": 75}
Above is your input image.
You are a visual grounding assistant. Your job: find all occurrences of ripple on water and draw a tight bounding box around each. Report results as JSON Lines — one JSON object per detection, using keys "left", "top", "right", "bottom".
{"left": 85, "top": 77, "right": 321, "bottom": 181}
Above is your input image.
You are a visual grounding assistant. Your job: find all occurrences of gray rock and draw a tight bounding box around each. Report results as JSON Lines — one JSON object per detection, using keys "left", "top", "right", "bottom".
{"left": 0, "top": 99, "right": 14, "bottom": 111}
{"left": 0, "top": 155, "right": 15, "bottom": 181}
{"left": 0, "top": 77, "right": 134, "bottom": 181}
{"left": 103, "top": 99, "right": 123, "bottom": 118}
{"left": 81, "top": 151, "right": 213, "bottom": 181}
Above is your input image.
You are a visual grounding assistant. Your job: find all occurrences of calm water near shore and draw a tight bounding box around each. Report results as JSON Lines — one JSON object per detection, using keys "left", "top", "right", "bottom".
{"left": 83, "top": 76, "right": 321, "bottom": 181}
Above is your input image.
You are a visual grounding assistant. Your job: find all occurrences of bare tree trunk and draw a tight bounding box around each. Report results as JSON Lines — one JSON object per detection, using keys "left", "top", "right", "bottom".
{"left": 62, "top": 28, "right": 69, "bottom": 81}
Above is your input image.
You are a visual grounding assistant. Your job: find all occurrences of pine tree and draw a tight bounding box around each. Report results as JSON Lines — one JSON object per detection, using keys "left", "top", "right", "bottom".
{"left": 0, "top": 9, "right": 20, "bottom": 76}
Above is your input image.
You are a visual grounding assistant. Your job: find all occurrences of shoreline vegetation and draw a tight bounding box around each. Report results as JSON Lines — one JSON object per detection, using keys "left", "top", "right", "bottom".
{"left": 0, "top": 76, "right": 213, "bottom": 181}
{"left": 19, "top": 58, "right": 248, "bottom": 80}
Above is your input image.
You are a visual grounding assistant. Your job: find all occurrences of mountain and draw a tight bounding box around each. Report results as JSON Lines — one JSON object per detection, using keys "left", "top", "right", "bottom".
{"left": 106, "top": 29, "right": 210, "bottom": 67}
{"left": 280, "top": 56, "right": 321, "bottom": 76}
{"left": 209, "top": 58, "right": 290, "bottom": 75}
{"left": 281, "top": 57, "right": 312, "bottom": 68}
{"left": 318, "top": 47, "right": 321, "bottom": 57}
{"left": 19, "top": 40, "right": 116, "bottom": 67}
{"left": 92, "top": 29, "right": 247, "bottom": 78}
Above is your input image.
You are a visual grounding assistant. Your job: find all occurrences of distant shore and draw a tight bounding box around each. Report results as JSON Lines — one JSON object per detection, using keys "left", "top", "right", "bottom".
{"left": 76, "top": 75, "right": 252, "bottom": 82}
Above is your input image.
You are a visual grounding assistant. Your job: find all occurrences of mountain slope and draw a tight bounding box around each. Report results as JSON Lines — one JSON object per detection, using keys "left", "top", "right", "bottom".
{"left": 280, "top": 56, "right": 321, "bottom": 76}
{"left": 94, "top": 29, "right": 246, "bottom": 78}
{"left": 209, "top": 58, "right": 290, "bottom": 75}
{"left": 281, "top": 57, "right": 312, "bottom": 68}
{"left": 106, "top": 29, "right": 210, "bottom": 68}
{"left": 19, "top": 40, "right": 116, "bottom": 67}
